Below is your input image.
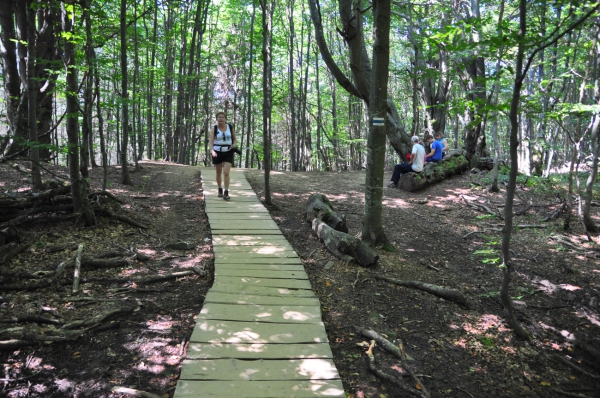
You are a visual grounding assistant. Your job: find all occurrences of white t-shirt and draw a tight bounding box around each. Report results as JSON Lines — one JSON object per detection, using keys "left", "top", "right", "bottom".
{"left": 411, "top": 143, "right": 425, "bottom": 172}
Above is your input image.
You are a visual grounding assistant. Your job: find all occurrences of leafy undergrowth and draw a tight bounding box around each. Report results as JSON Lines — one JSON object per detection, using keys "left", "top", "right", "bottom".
{"left": 246, "top": 168, "right": 600, "bottom": 398}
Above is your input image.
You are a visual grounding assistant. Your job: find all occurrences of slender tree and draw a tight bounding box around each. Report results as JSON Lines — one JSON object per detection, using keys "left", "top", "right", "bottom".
{"left": 120, "top": 0, "right": 131, "bottom": 184}
{"left": 261, "top": 0, "right": 274, "bottom": 206}
{"left": 27, "top": 0, "right": 42, "bottom": 189}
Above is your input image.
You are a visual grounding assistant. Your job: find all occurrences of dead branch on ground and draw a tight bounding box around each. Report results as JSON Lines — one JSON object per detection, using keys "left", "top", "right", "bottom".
{"left": 374, "top": 275, "right": 469, "bottom": 308}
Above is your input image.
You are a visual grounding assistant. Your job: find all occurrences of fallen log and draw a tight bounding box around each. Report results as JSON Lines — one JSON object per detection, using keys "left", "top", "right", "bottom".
{"left": 82, "top": 257, "right": 129, "bottom": 269}
{"left": 374, "top": 275, "right": 469, "bottom": 308}
{"left": 305, "top": 193, "right": 348, "bottom": 232}
{"left": 312, "top": 219, "right": 378, "bottom": 267}
{"left": 398, "top": 155, "right": 469, "bottom": 192}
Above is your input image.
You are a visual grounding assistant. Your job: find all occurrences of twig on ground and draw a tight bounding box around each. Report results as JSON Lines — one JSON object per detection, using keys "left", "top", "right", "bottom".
{"left": 374, "top": 275, "right": 469, "bottom": 308}
{"left": 551, "top": 388, "right": 593, "bottom": 398}
{"left": 352, "top": 270, "right": 361, "bottom": 290}
{"left": 72, "top": 244, "right": 84, "bottom": 293}
{"left": 552, "top": 355, "right": 599, "bottom": 379}
{"left": 356, "top": 327, "right": 430, "bottom": 398}
{"left": 110, "top": 386, "right": 163, "bottom": 398}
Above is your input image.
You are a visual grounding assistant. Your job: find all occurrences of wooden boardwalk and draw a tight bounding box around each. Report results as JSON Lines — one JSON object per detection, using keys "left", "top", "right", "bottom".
{"left": 174, "top": 168, "right": 345, "bottom": 397}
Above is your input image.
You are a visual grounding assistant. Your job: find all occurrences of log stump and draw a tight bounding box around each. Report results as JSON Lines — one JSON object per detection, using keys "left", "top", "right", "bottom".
{"left": 312, "top": 219, "right": 378, "bottom": 267}
{"left": 398, "top": 155, "right": 469, "bottom": 192}
{"left": 305, "top": 193, "right": 348, "bottom": 232}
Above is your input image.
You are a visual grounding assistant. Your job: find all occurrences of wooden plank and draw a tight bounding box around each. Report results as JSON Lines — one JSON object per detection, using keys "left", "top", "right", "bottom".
{"left": 204, "top": 188, "right": 258, "bottom": 196}
{"left": 210, "top": 218, "right": 281, "bottom": 229}
{"left": 214, "top": 276, "right": 312, "bottom": 290}
{"left": 215, "top": 269, "right": 308, "bottom": 279}
{"left": 211, "top": 229, "right": 285, "bottom": 235}
{"left": 215, "top": 258, "right": 303, "bottom": 266}
{"left": 213, "top": 244, "right": 295, "bottom": 253}
{"left": 205, "top": 205, "right": 269, "bottom": 213}
{"left": 215, "top": 262, "right": 304, "bottom": 269}
{"left": 198, "top": 303, "right": 322, "bottom": 324}
{"left": 209, "top": 284, "right": 315, "bottom": 297}
{"left": 205, "top": 196, "right": 259, "bottom": 203}
{"left": 213, "top": 247, "right": 297, "bottom": 257}
{"left": 180, "top": 358, "right": 340, "bottom": 381}
{"left": 212, "top": 235, "right": 290, "bottom": 244}
{"left": 174, "top": 379, "right": 345, "bottom": 397}
{"left": 204, "top": 292, "right": 319, "bottom": 306}
{"left": 185, "top": 342, "right": 333, "bottom": 360}
{"left": 190, "top": 320, "right": 328, "bottom": 344}
{"left": 208, "top": 214, "right": 273, "bottom": 220}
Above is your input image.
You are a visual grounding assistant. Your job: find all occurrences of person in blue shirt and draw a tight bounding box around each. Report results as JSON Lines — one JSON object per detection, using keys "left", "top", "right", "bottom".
{"left": 425, "top": 134, "right": 443, "bottom": 163}
{"left": 436, "top": 132, "right": 449, "bottom": 156}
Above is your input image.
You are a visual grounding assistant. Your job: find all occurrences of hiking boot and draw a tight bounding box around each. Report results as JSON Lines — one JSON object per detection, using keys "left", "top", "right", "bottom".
{"left": 218, "top": 188, "right": 223, "bottom": 197}
{"left": 223, "top": 190, "right": 230, "bottom": 201}
{"left": 387, "top": 182, "right": 398, "bottom": 188}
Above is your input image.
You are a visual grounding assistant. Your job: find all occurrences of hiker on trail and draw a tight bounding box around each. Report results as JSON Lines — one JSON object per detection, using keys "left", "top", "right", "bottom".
{"left": 388, "top": 135, "right": 426, "bottom": 188}
{"left": 209, "top": 112, "right": 237, "bottom": 201}
{"left": 425, "top": 134, "right": 443, "bottom": 163}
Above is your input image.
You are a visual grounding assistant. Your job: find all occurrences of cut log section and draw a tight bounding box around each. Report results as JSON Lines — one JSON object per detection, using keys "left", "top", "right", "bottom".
{"left": 398, "top": 155, "right": 469, "bottom": 192}
{"left": 304, "top": 193, "right": 348, "bottom": 232}
{"left": 312, "top": 219, "right": 378, "bottom": 267}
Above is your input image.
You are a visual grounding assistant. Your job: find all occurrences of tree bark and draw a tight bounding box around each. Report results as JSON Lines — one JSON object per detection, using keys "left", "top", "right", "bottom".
{"left": 27, "top": 0, "right": 42, "bottom": 189}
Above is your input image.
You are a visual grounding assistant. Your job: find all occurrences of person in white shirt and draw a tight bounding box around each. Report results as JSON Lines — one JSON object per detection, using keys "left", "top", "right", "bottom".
{"left": 388, "top": 135, "right": 425, "bottom": 188}
{"left": 208, "top": 112, "right": 237, "bottom": 201}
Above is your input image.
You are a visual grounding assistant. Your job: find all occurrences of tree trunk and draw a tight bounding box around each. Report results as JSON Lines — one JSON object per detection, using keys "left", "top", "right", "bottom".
{"left": 362, "top": 0, "right": 393, "bottom": 249}
{"left": 120, "top": 0, "right": 132, "bottom": 185}
{"left": 61, "top": 1, "right": 85, "bottom": 215}
{"left": 27, "top": 0, "right": 42, "bottom": 189}
{"left": 260, "top": 0, "right": 274, "bottom": 206}
{"left": 501, "top": 0, "right": 530, "bottom": 340}
{"left": 0, "top": 0, "right": 27, "bottom": 156}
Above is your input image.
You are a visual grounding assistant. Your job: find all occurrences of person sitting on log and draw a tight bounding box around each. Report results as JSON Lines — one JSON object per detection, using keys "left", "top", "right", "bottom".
{"left": 387, "top": 135, "right": 426, "bottom": 188}
{"left": 425, "top": 134, "right": 443, "bottom": 163}
{"left": 436, "top": 132, "right": 449, "bottom": 157}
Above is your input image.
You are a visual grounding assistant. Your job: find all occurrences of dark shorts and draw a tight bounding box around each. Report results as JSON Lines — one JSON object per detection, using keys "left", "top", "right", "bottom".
{"left": 212, "top": 150, "right": 234, "bottom": 165}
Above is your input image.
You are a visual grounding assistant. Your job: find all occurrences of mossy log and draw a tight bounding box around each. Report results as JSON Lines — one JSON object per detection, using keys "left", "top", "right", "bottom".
{"left": 398, "top": 155, "right": 469, "bottom": 192}
{"left": 312, "top": 219, "right": 378, "bottom": 267}
{"left": 305, "top": 193, "right": 348, "bottom": 233}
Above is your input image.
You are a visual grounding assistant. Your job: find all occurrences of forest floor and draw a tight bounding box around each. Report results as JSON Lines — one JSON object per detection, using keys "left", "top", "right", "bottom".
{"left": 1, "top": 160, "right": 599, "bottom": 398}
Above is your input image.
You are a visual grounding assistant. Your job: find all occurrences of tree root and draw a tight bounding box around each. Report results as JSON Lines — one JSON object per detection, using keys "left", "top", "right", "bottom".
{"left": 373, "top": 275, "right": 469, "bottom": 308}
{"left": 96, "top": 207, "right": 148, "bottom": 229}
{"left": 0, "top": 315, "right": 63, "bottom": 325}
{"left": 140, "top": 267, "right": 205, "bottom": 284}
